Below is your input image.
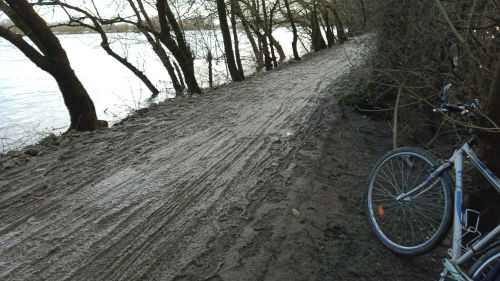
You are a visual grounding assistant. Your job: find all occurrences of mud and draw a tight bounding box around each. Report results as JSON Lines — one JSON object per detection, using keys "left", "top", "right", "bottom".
{"left": 0, "top": 37, "right": 447, "bottom": 280}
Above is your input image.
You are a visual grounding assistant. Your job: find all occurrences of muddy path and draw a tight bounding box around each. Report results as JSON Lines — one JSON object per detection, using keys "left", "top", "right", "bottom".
{"left": 0, "top": 37, "right": 446, "bottom": 280}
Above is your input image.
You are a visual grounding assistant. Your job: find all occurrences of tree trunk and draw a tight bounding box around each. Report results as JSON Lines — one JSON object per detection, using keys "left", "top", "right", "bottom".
{"left": 332, "top": 7, "right": 348, "bottom": 43}
{"left": 360, "top": 0, "right": 367, "bottom": 30}
{"left": 156, "top": 0, "right": 202, "bottom": 94}
{"left": 269, "top": 2, "right": 278, "bottom": 68}
{"left": 173, "top": 61, "right": 185, "bottom": 90}
{"left": 311, "top": 4, "right": 327, "bottom": 51}
{"left": 260, "top": 0, "right": 273, "bottom": 70}
{"left": 268, "top": 34, "right": 286, "bottom": 63}
{"left": 283, "top": 0, "right": 300, "bottom": 60}
{"left": 207, "top": 50, "right": 213, "bottom": 88}
{"left": 149, "top": 38, "right": 184, "bottom": 93}
{"left": 174, "top": 54, "right": 200, "bottom": 94}
{"left": 241, "top": 18, "right": 263, "bottom": 68}
{"left": 235, "top": 2, "right": 264, "bottom": 68}
{"left": 0, "top": 0, "right": 98, "bottom": 131}
{"left": 50, "top": 67, "right": 98, "bottom": 131}
{"left": 216, "top": 0, "right": 244, "bottom": 81}
{"left": 261, "top": 33, "right": 273, "bottom": 70}
{"left": 270, "top": 39, "right": 278, "bottom": 68}
{"left": 230, "top": 0, "right": 245, "bottom": 78}
{"left": 323, "top": 10, "right": 336, "bottom": 47}
{"left": 128, "top": 0, "right": 184, "bottom": 93}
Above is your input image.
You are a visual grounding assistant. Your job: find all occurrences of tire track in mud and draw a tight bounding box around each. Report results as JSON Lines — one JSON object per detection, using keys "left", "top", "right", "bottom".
{"left": 75, "top": 103, "right": 301, "bottom": 280}
{"left": 0, "top": 37, "right": 369, "bottom": 280}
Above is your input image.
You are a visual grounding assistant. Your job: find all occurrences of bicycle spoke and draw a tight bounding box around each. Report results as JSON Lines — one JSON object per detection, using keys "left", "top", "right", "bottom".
{"left": 367, "top": 149, "right": 451, "bottom": 254}
{"left": 388, "top": 159, "right": 404, "bottom": 194}
{"left": 412, "top": 204, "right": 443, "bottom": 226}
{"left": 373, "top": 179, "right": 397, "bottom": 198}
{"left": 408, "top": 159, "right": 428, "bottom": 192}
{"left": 403, "top": 155, "right": 415, "bottom": 190}
{"left": 413, "top": 200, "right": 445, "bottom": 213}
{"left": 409, "top": 207, "right": 433, "bottom": 243}
{"left": 396, "top": 156, "right": 406, "bottom": 191}
{"left": 379, "top": 165, "right": 402, "bottom": 194}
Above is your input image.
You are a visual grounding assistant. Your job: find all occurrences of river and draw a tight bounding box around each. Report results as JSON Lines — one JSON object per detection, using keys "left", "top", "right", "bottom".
{"left": 0, "top": 28, "right": 309, "bottom": 152}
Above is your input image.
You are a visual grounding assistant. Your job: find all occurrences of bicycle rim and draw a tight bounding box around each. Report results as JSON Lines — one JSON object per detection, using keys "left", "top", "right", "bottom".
{"left": 471, "top": 247, "right": 500, "bottom": 280}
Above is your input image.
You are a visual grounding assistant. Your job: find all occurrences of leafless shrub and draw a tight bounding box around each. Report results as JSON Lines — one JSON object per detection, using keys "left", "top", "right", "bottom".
{"left": 356, "top": 0, "right": 499, "bottom": 152}
{"left": 355, "top": 0, "right": 500, "bottom": 232}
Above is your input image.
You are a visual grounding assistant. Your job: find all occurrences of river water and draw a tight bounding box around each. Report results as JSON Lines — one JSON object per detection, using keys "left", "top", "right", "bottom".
{"left": 0, "top": 28, "right": 308, "bottom": 152}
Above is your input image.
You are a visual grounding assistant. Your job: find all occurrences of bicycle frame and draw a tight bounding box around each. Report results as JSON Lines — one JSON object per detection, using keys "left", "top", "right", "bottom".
{"left": 398, "top": 141, "right": 500, "bottom": 281}
{"left": 443, "top": 142, "right": 500, "bottom": 281}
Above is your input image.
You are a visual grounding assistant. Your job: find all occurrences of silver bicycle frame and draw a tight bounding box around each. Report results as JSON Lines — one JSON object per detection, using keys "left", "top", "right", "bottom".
{"left": 445, "top": 142, "right": 500, "bottom": 280}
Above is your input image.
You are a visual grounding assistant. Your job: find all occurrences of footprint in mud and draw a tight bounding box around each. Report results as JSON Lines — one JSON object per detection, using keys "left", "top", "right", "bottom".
{"left": 58, "top": 149, "right": 78, "bottom": 160}
{"left": 132, "top": 155, "right": 151, "bottom": 166}
{"left": 218, "top": 206, "right": 245, "bottom": 226}
{"left": 324, "top": 223, "right": 350, "bottom": 240}
{"left": 228, "top": 206, "right": 245, "bottom": 217}
{"left": 252, "top": 208, "right": 285, "bottom": 231}
{"left": 265, "top": 187, "right": 287, "bottom": 203}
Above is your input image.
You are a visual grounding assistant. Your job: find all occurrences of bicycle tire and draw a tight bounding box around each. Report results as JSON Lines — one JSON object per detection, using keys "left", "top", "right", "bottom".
{"left": 468, "top": 245, "right": 500, "bottom": 281}
{"left": 366, "top": 147, "right": 453, "bottom": 256}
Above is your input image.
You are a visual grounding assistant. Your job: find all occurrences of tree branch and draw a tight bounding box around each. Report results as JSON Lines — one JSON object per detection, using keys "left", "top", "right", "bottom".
{"left": 0, "top": 24, "right": 48, "bottom": 70}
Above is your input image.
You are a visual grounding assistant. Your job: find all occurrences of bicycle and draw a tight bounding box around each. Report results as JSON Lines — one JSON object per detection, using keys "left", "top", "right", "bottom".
{"left": 365, "top": 44, "right": 500, "bottom": 281}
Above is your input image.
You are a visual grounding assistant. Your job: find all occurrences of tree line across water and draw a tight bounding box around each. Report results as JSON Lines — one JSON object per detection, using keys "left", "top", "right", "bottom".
{"left": 0, "top": 20, "right": 135, "bottom": 34}
{"left": 0, "top": 0, "right": 361, "bottom": 132}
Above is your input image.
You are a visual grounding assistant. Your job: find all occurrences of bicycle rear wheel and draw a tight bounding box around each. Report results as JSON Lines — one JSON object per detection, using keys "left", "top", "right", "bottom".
{"left": 469, "top": 246, "right": 500, "bottom": 281}
{"left": 366, "top": 147, "right": 453, "bottom": 256}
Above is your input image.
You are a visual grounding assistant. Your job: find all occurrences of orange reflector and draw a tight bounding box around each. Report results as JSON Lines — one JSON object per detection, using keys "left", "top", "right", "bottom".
{"left": 378, "top": 205, "right": 385, "bottom": 217}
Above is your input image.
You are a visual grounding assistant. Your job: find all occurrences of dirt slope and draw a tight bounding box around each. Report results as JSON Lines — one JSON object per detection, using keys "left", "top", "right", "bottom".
{"left": 0, "top": 37, "right": 444, "bottom": 280}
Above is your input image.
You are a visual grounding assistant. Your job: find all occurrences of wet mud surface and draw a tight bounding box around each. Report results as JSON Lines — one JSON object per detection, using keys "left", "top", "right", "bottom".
{"left": 0, "top": 38, "right": 447, "bottom": 280}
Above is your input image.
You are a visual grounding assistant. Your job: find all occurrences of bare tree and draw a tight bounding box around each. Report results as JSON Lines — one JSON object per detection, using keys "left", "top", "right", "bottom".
{"left": 0, "top": 0, "right": 99, "bottom": 131}
{"left": 322, "top": 8, "right": 336, "bottom": 46}
{"left": 237, "top": 0, "right": 286, "bottom": 69}
{"left": 127, "top": 0, "right": 184, "bottom": 93}
{"left": 311, "top": 0, "right": 327, "bottom": 51}
{"left": 295, "top": 0, "right": 327, "bottom": 51}
{"left": 156, "top": 0, "right": 202, "bottom": 94}
{"left": 283, "top": 0, "right": 300, "bottom": 60}
{"left": 357, "top": 0, "right": 500, "bottom": 233}
{"left": 241, "top": 16, "right": 264, "bottom": 68}
{"left": 260, "top": 0, "right": 273, "bottom": 69}
{"left": 39, "top": 0, "right": 162, "bottom": 97}
{"left": 216, "top": 0, "right": 244, "bottom": 81}
{"left": 230, "top": 0, "right": 245, "bottom": 78}
{"left": 329, "top": 3, "right": 347, "bottom": 43}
